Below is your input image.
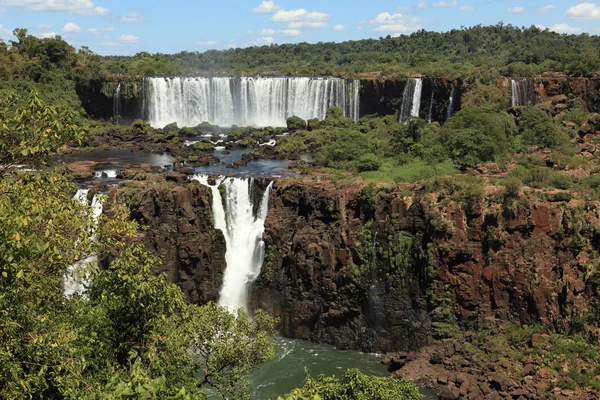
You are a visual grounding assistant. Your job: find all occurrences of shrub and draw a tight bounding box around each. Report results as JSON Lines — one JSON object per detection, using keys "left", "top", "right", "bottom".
{"left": 286, "top": 116, "right": 306, "bottom": 131}
{"left": 356, "top": 153, "right": 382, "bottom": 172}
{"left": 192, "top": 142, "right": 215, "bottom": 152}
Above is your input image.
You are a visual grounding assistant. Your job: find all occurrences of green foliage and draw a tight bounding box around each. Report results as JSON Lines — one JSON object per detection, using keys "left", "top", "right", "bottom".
{"left": 287, "top": 116, "right": 307, "bottom": 131}
{"left": 0, "top": 91, "right": 84, "bottom": 170}
{"left": 92, "top": 25, "right": 600, "bottom": 78}
{"left": 193, "top": 141, "right": 216, "bottom": 152}
{"left": 0, "top": 169, "right": 276, "bottom": 399}
{"left": 441, "top": 106, "right": 516, "bottom": 167}
{"left": 517, "top": 106, "right": 570, "bottom": 149}
{"left": 356, "top": 153, "right": 382, "bottom": 172}
{"left": 279, "top": 368, "right": 423, "bottom": 400}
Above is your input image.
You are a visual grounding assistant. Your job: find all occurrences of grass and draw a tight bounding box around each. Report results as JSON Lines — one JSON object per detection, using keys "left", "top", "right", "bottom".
{"left": 359, "top": 159, "right": 458, "bottom": 183}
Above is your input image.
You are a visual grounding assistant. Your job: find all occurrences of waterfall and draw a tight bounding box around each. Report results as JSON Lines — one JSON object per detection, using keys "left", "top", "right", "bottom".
{"left": 511, "top": 78, "right": 534, "bottom": 107}
{"left": 145, "top": 77, "right": 361, "bottom": 128}
{"left": 64, "top": 189, "right": 103, "bottom": 297}
{"left": 193, "top": 175, "right": 273, "bottom": 312}
{"left": 113, "top": 82, "right": 121, "bottom": 122}
{"left": 398, "top": 78, "right": 423, "bottom": 122}
{"left": 446, "top": 85, "right": 457, "bottom": 121}
{"left": 427, "top": 87, "right": 435, "bottom": 123}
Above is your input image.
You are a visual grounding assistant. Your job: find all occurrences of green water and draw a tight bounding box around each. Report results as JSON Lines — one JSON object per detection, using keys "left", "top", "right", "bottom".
{"left": 242, "top": 337, "right": 438, "bottom": 399}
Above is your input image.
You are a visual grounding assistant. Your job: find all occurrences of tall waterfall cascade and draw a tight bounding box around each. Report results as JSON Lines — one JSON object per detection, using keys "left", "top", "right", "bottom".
{"left": 113, "top": 82, "right": 121, "bottom": 122}
{"left": 193, "top": 175, "right": 273, "bottom": 311}
{"left": 399, "top": 78, "right": 423, "bottom": 122}
{"left": 145, "top": 77, "right": 361, "bottom": 128}
{"left": 511, "top": 78, "right": 534, "bottom": 107}
{"left": 64, "top": 189, "right": 104, "bottom": 297}
{"left": 446, "top": 85, "right": 457, "bottom": 121}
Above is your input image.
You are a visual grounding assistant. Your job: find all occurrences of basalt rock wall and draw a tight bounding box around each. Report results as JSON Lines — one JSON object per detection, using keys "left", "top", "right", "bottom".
{"left": 107, "top": 177, "right": 600, "bottom": 354}
{"left": 250, "top": 180, "right": 600, "bottom": 353}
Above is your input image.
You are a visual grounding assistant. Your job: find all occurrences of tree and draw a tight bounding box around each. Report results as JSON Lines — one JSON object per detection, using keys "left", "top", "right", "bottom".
{"left": 278, "top": 368, "right": 423, "bottom": 400}
{"left": 0, "top": 90, "right": 83, "bottom": 173}
{"left": 0, "top": 92, "right": 276, "bottom": 399}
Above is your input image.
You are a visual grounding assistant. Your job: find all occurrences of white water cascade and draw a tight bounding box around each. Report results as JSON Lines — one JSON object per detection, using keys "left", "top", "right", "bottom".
{"left": 510, "top": 78, "right": 534, "bottom": 107}
{"left": 446, "top": 85, "right": 457, "bottom": 121}
{"left": 113, "top": 82, "right": 121, "bottom": 122}
{"left": 399, "top": 78, "right": 423, "bottom": 122}
{"left": 64, "top": 189, "right": 104, "bottom": 297}
{"left": 193, "top": 175, "right": 273, "bottom": 311}
{"left": 145, "top": 77, "right": 360, "bottom": 128}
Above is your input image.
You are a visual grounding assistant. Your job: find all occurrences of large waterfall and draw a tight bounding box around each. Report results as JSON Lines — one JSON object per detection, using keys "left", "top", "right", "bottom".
{"left": 145, "top": 77, "right": 360, "bottom": 128}
{"left": 398, "top": 78, "right": 423, "bottom": 122}
{"left": 64, "top": 189, "right": 103, "bottom": 296}
{"left": 193, "top": 175, "right": 273, "bottom": 311}
{"left": 511, "top": 78, "right": 534, "bottom": 107}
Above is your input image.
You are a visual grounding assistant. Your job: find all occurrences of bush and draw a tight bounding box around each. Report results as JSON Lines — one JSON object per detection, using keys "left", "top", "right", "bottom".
{"left": 502, "top": 177, "right": 522, "bottom": 199}
{"left": 517, "top": 106, "right": 569, "bottom": 149}
{"left": 551, "top": 174, "right": 573, "bottom": 190}
{"left": 356, "top": 153, "right": 382, "bottom": 172}
{"left": 286, "top": 115, "right": 306, "bottom": 131}
{"left": 192, "top": 142, "right": 215, "bottom": 152}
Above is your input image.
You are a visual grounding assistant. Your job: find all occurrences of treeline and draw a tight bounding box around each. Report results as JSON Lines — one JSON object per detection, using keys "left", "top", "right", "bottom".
{"left": 103, "top": 24, "right": 600, "bottom": 78}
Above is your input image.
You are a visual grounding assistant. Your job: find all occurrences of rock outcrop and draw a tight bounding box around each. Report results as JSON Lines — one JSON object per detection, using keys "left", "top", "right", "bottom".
{"left": 105, "top": 179, "right": 227, "bottom": 304}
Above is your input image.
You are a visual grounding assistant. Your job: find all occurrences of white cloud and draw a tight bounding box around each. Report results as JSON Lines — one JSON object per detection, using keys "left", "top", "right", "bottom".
{"left": 88, "top": 26, "right": 113, "bottom": 34}
{"left": 433, "top": 0, "right": 457, "bottom": 7}
{"left": 417, "top": 2, "right": 427, "bottom": 8}
{"left": 119, "top": 34, "right": 138, "bottom": 43}
{"left": 536, "top": 23, "right": 583, "bottom": 34}
{"left": 0, "top": 24, "right": 12, "bottom": 39}
{"left": 460, "top": 6, "right": 475, "bottom": 12}
{"left": 196, "top": 40, "right": 217, "bottom": 46}
{"left": 280, "top": 28, "right": 301, "bottom": 36}
{"left": 272, "top": 9, "right": 330, "bottom": 23}
{"left": 539, "top": 5, "right": 556, "bottom": 14}
{"left": 62, "top": 22, "right": 81, "bottom": 32}
{"left": 565, "top": 2, "right": 600, "bottom": 20}
{"left": 370, "top": 12, "right": 422, "bottom": 33}
{"left": 254, "top": 36, "right": 274, "bottom": 45}
{"left": 258, "top": 28, "right": 276, "bottom": 35}
{"left": 38, "top": 23, "right": 52, "bottom": 29}
{"left": 119, "top": 12, "right": 145, "bottom": 22}
{"left": 356, "top": 25, "right": 363, "bottom": 30}
{"left": 0, "top": 0, "right": 108, "bottom": 15}
{"left": 38, "top": 31, "right": 57, "bottom": 38}
{"left": 251, "top": 1, "right": 281, "bottom": 13}
{"left": 333, "top": 24, "right": 344, "bottom": 31}
{"left": 507, "top": 6, "right": 525, "bottom": 13}
{"left": 288, "top": 21, "right": 327, "bottom": 29}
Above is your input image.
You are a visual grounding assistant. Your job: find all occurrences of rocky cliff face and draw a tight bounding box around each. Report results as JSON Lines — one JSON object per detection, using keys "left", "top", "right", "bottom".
{"left": 250, "top": 179, "right": 600, "bottom": 353}
{"left": 106, "top": 177, "right": 600, "bottom": 355}
{"left": 105, "top": 180, "right": 226, "bottom": 304}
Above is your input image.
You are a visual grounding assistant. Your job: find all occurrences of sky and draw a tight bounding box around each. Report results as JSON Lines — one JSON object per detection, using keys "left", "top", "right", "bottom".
{"left": 0, "top": 0, "right": 599, "bottom": 55}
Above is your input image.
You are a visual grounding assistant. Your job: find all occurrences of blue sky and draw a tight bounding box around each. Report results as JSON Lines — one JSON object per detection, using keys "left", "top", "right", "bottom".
{"left": 0, "top": 1, "right": 599, "bottom": 55}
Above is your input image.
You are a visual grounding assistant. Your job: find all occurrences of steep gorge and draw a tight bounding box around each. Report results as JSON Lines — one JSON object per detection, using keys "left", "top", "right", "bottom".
{"left": 106, "top": 177, "right": 600, "bottom": 354}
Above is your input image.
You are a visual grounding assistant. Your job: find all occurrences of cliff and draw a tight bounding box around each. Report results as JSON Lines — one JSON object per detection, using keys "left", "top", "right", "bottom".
{"left": 106, "top": 176, "right": 600, "bottom": 354}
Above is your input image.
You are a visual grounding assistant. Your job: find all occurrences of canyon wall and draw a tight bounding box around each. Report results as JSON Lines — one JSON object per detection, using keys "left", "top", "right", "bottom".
{"left": 107, "top": 177, "right": 600, "bottom": 354}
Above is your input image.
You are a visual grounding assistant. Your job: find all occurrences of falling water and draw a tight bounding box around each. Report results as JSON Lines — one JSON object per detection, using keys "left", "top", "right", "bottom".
{"left": 113, "top": 82, "right": 121, "bottom": 122}
{"left": 145, "top": 77, "right": 361, "bottom": 128}
{"left": 193, "top": 175, "right": 273, "bottom": 311}
{"left": 64, "top": 189, "right": 103, "bottom": 297}
{"left": 399, "top": 78, "right": 423, "bottom": 122}
{"left": 511, "top": 78, "right": 534, "bottom": 107}
{"left": 427, "top": 87, "right": 435, "bottom": 123}
{"left": 446, "top": 85, "right": 457, "bottom": 121}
